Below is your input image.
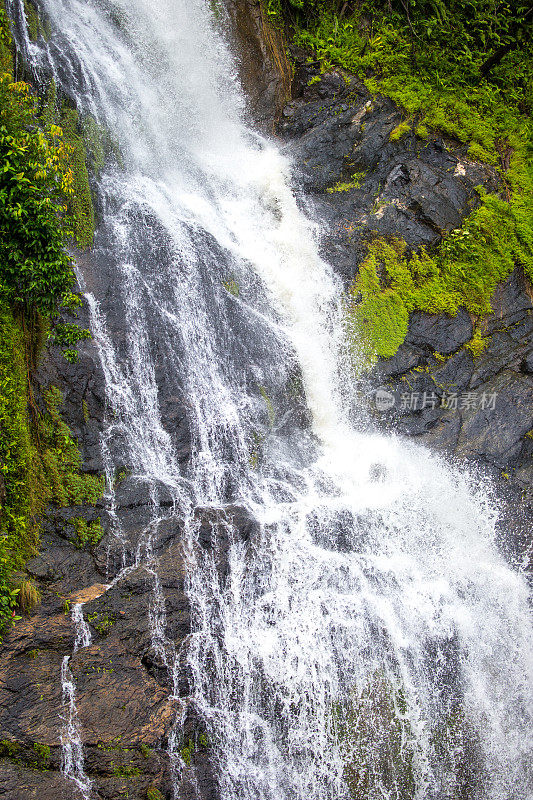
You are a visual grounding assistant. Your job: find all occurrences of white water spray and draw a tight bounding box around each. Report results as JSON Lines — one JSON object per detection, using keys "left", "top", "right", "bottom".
{"left": 11, "top": 0, "right": 533, "bottom": 798}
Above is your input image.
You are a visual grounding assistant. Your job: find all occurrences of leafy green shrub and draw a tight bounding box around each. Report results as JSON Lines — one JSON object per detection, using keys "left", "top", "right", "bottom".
{"left": 72, "top": 517, "right": 104, "bottom": 549}
{"left": 0, "top": 77, "right": 75, "bottom": 314}
{"left": 49, "top": 321, "right": 92, "bottom": 363}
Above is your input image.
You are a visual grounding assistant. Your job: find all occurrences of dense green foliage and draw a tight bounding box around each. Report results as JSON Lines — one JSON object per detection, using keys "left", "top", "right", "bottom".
{"left": 0, "top": 6, "right": 103, "bottom": 637}
{"left": 272, "top": 0, "right": 533, "bottom": 360}
{"left": 0, "top": 306, "right": 105, "bottom": 634}
{"left": 0, "top": 75, "right": 75, "bottom": 313}
{"left": 0, "top": 300, "right": 35, "bottom": 626}
{"left": 274, "top": 0, "right": 533, "bottom": 97}
{"left": 292, "top": 4, "right": 532, "bottom": 164}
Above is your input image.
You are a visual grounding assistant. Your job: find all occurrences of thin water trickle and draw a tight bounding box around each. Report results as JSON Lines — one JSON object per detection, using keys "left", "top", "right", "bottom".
{"left": 60, "top": 604, "right": 93, "bottom": 798}
{"left": 8, "top": 0, "right": 533, "bottom": 798}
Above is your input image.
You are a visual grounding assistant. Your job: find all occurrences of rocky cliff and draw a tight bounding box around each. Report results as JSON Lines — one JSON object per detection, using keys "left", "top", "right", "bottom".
{"left": 0, "top": 3, "right": 531, "bottom": 800}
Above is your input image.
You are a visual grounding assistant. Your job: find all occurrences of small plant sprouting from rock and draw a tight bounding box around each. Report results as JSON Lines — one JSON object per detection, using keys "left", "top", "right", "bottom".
{"left": 97, "top": 736, "right": 123, "bottom": 751}
{"left": 180, "top": 738, "right": 195, "bottom": 766}
{"left": 88, "top": 610, "right": 115, "bottom": 636}
{"left": 0, "top": 739, "right": 20, "bottom": 760}
{"left": 180, "top": 733, "right": 209, "bottom": 767}
{"left": 33, "top": 742, "right": 50, "bottom": 769}
{"left": 113, "top": 466, "right": 131, "bottom": 487}
{"left": 140, "top": 743, "right": 153, "bottom": 758}
{"left": 147, "top": 787, "right": 165, "bottom": 800}
{"left": 222, "top": 276, "right": 240, "bottom": 297}
{"left": 16, "top": 579, "right": 41, "bottom": 613}
{"left": 326, "top": 173, "right": 366, "bottom": 193}
{"left": 111, "top": 761, "right": 141, "bottom": 778}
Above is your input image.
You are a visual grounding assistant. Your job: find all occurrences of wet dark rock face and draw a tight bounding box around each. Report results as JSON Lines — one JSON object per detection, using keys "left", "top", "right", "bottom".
{"left": 223, "top": 0, "right": 292, "bottom": 131}
{"left": 1, "top": 8, "right": 532, "bottom": 800}
{"left": 279, "top": 57, "right": 497, "bottom": 284}
{"left": 0, "top": 298, "right": 218, "bottom": 798}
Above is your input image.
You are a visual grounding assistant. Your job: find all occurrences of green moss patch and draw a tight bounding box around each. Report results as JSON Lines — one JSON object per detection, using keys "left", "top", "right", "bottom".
{"left": 389, "top": 120, "right": 411, "bottom": 142}
{"left": 326, "top": 173, "right": 365, "bottom": 193}
{"left": 332, "top": 671, "right": 415, "bottom": 800}
{"left": 345, "top": 169, "right": 533, "bottom": 360}
{"left": 0, "top": 309, "right": 105, "bottom": 636}
{"left": 60, "top": 107, "right": 96, "bottom": 248}
{"left": 288, "top": 5, "right": 532, "bottom": 362}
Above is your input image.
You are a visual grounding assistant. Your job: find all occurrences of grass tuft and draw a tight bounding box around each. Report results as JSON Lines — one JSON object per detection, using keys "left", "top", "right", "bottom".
{"left": 17, "top": 580, "right": 41, "bottom": 613}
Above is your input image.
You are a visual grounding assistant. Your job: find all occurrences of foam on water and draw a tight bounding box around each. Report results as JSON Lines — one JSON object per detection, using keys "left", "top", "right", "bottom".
{"left": 9, "top": 0, "right": 533, "bottom": 797}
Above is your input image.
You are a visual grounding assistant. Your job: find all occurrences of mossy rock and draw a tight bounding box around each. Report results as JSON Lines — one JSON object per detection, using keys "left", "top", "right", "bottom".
{"left": 60, "top": 107, "right": 96, "bottom": 248}
{"left": 332, "top": 670, "right": 416, "bottom": 800}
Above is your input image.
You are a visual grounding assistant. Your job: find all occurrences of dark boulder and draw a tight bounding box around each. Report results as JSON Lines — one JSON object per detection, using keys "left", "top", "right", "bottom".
{"left": 406, "top": 310, "right": 473, "bottom": 355}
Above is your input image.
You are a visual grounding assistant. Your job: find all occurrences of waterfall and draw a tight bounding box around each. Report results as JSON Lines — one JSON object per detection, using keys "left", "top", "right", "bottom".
{"left": 60, "top": 604, "right": 93, "bottom": 798}
{"left": 9, "top": 0, "right": 533, "bottom": 798}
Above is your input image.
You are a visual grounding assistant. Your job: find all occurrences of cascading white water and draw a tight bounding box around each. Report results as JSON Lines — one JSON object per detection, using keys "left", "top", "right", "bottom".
{"left": 10, "top": 0, "right": 533, "bottom": 798}
{"left": 61, "top": 604, "right": 93, "bottom": 798}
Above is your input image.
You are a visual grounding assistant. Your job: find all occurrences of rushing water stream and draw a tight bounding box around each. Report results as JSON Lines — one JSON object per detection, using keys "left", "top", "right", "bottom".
{"left": 7, "top": 0, "right": 533, "bottom": 797}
